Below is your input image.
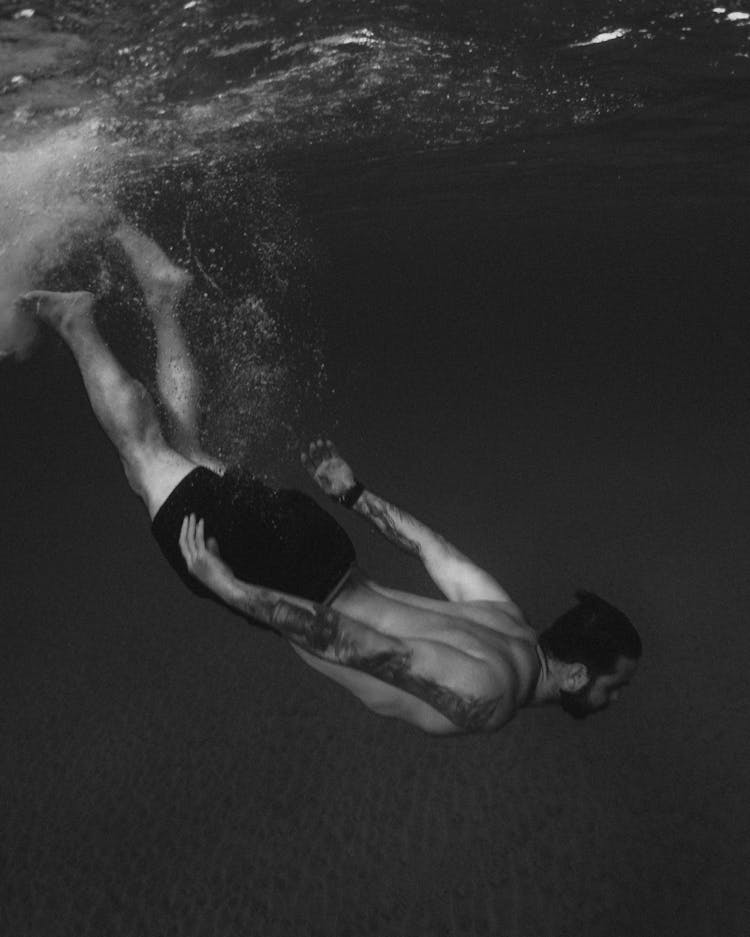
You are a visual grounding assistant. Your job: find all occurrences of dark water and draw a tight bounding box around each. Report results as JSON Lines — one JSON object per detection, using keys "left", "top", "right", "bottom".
{"left": 1, "top": 2, "right": 749, "bottom": 936}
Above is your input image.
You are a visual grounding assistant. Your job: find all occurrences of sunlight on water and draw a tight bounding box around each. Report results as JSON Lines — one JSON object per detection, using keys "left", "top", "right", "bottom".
{"left": 3, "top": 1, "right": 750, "bottom": 154}
{"left": 569, "top": 28, "right": 631, "bottom": 48}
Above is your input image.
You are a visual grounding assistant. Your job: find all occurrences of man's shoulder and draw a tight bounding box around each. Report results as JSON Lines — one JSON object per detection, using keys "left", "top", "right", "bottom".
{"left": 462, "top": 598, "right": 536, "bottom": 640}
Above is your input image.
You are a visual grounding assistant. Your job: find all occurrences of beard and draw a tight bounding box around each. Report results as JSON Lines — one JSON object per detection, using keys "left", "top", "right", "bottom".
{"left": 560, "top": 682, "right": 595, "bottom": 720}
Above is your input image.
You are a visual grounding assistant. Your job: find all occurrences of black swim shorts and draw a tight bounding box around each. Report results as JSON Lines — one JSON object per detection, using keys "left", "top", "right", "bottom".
{"left": 151, "top": 466, "right": 356, "bottom": 605}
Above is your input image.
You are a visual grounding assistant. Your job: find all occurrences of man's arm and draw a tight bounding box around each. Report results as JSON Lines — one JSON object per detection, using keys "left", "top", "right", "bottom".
{"left": 354, "top": 490, "right": 511, "bottom": 603}
{"left": 301, "top": 439, "right": 511, "bottom": 604}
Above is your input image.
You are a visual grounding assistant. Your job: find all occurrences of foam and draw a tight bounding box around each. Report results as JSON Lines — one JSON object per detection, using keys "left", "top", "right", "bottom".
{"left": 0, "top": 122, "right": 328, "bottom": 475}
{"left": 0, "top": 120, "right": 115, "bottom": 356}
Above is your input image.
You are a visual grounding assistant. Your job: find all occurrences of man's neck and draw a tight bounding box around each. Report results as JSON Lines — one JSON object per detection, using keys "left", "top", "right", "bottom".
{"left": 530, "top": 645, "right": 559, "bottom": 706}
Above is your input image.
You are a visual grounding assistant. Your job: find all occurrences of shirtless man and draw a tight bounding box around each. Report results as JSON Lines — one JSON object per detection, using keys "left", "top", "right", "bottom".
{"left": 12, "top": 233, "right": 641, "bottom": 736}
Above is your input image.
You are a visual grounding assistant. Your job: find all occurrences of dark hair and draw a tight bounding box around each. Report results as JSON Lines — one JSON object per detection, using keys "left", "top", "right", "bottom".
{"left": 538, "top": 590, "right": 642, "bottom": 676}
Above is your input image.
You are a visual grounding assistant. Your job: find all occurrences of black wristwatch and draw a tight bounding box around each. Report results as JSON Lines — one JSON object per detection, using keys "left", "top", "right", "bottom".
{"left": 336, "top": 480, "right": 365, "bottom": 509}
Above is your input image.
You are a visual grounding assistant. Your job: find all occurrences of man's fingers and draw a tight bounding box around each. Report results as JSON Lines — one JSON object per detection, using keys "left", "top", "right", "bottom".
{"left": 179, "top": 516, "right": 189, "bottom": 557}
{"left": 180, "top": 515, "right": 197, "bottom": 566}
{"left": 305, "top": 439, "right": 325, "bottom": 469}
{"left": 302, "top": 438, "right": 341, "bottom": 480}
{"left": 179, "top": 515, "right": 213, "bottom": 567}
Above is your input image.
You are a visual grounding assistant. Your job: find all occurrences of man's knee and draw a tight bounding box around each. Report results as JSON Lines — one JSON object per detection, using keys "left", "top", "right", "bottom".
{"left": 119, "top": 434, "right": 164, "bottom": 501}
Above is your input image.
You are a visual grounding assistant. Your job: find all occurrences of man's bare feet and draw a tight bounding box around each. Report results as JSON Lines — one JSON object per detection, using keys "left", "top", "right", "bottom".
{"left": 17, "top": 290, "right": 95, "bottom": 335}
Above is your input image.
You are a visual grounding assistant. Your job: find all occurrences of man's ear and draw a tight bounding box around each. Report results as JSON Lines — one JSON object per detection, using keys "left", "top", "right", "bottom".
{"left": 561, "top": 662, "right": 589, "bottom": 692}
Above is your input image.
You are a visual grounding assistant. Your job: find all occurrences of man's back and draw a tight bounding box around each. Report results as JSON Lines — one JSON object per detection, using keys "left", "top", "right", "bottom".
{"left": 292, "top": 570, "right": 541, "bottom": 735}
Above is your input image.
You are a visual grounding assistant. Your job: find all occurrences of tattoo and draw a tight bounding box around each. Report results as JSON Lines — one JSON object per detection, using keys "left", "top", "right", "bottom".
{"left": 357, "top": 494, "right": 422, "bottom": 556}
{"left": 241, "top": 589, "right": 279, "bottom": 627}
{"left": 417, "top": 686, "right": 499, "bottom": 733}
{"left": 238, "top": 588, "right": 340, "bottom": 653}
{"left": 361, "top": 657, "right": 499, "bottom": 732}
{"left": 270, "top": 601, "right": 341, "bottom": 652}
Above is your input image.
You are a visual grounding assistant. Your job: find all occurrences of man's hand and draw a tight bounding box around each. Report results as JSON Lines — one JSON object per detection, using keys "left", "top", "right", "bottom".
{"left": 179, "top": 514, "right": 234, "bottom": 596}
{"left": 301, "top": 438, "right": 357, "bottom": 499}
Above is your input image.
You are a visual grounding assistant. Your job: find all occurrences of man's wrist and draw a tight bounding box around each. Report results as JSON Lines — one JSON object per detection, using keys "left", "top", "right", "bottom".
{"left": 337, "top": 480, "right": 365, "bottom": 509}
{"left": 222, "top": 572, "right": 245, "bottom": 604}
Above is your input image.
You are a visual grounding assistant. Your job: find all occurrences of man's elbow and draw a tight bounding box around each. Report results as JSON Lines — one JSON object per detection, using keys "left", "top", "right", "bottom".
{"left": 447, "top": 570, "right": 510, "bottom": 604}
{"left": 484, "top": 697, "right": 517, "bottom": 732}
{"left": 451, "top": 692, "right": 515, "bottom": 733}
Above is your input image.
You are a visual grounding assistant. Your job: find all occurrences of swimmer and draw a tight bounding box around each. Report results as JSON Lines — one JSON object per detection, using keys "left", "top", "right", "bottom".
{"left": 13, "top": 236, "right": 641, "bottom": 735}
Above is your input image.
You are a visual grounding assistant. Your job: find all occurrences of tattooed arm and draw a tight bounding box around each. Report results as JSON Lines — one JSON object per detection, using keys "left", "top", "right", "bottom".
{"left": 355, "top": 490, "right": 513, "bottom": 604}
{"left": 302, "top": 439, "right": 511, "bottom": 603}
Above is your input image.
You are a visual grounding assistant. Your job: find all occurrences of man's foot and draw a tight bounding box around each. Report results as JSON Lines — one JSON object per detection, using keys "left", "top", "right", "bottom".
{"left": 17, "top": 290, "right": 95, "bottom": 335}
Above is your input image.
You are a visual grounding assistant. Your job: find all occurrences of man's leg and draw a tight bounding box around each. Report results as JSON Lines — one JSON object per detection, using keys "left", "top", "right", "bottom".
{"left": 18, "top": 290, "right": 197, "bottom": 519}
{"left": 111, "top": 224, "right": 224, "bottom": 474}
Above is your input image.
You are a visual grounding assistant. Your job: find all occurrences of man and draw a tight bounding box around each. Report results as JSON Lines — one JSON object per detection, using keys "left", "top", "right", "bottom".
{"left": 12, "top": 231, "right": 641, "bottom": 736}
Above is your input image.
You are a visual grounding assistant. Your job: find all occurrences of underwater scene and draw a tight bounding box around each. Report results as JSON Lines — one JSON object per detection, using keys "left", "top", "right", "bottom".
{"left": 1, "top": 2, "right": 749, "bottom": 936}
